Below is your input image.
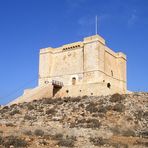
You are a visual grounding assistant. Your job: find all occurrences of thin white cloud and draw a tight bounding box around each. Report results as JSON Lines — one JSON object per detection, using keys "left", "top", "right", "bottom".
{"left": 77, "top": 14, "right": 111, "bottom": 36}
{"left": 128, "top": 10, "right": 138, "bottom": 26}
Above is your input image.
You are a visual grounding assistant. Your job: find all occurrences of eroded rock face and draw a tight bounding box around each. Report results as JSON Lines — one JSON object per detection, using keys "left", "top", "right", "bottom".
{"left": 0, "top": 93, "right": 148, "bottom": 148}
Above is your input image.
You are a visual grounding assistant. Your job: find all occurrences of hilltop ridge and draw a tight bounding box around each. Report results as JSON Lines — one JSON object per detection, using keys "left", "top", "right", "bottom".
{"left": 0, "top": 93, "right": 147, "bottom": 148}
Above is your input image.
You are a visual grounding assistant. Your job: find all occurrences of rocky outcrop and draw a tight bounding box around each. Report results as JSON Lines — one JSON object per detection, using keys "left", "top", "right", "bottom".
{"left": 0, "top": 93, "right": 147, "bottom": 147}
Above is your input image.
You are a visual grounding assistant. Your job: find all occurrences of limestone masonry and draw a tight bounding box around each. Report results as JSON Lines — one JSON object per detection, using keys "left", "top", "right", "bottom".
{"left": 10, "top": 34, "right": 127, "bottom": 104}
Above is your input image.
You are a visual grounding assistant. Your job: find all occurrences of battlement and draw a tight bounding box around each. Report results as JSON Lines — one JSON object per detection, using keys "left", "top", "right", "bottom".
{"left": 83, "top": 34, "right": 105, "bottom": 45}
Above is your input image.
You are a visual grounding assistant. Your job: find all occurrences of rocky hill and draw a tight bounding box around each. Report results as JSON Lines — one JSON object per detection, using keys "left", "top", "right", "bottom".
{"left": 0, "top": 93, "right": 147, "bottom": 148}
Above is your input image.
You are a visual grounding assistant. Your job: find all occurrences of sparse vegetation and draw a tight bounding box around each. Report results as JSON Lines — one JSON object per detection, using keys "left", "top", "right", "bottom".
{"left": 46, "top": 108, "right": 56, "bottom": 115}
{"left": 5, "top": 123, "right": 15, "bottom": 127}
{"left": 57, "top": 136, "right": 76, "bottom": 147}
{"left": 138, "top": 131, "right": 148, "bottom": 138}
{"left": 135, "top": 140, "right": 148, "bottom": 147}
{"left": 1, "top": 136, "right": 28, "bottom": 148}
{"left": 9, "top": 109, "right": 20, "bottom": 116}
{"left": 24, "top": 114, "right": 36, "bottom": 120}
{"left": 112, "top": 103, "right": 125, "bottom": 112}
{"left": 71, "top": 97, "right": 81, "bottom": 102}
{"left": 27, "top": 104, "right": 35, "bottom": 110}
{"left": 0, "top": 93, "right": 147, "bottom": 147}
{"left": 23, "top": 130, "right": 32, "bottom": 136}
{"left": 51, "top": 133, "right": 63, "bottom": 140}
{"left": 122, "top": 129, "right": 136, "bottom": 137}
{"left": 86, "top": 102, "right": 98, "bottom": 113}
{"left": 34, "top": 129, "right": 44, "bottom": 137}
{"left": 86, "top": 118, "right": 101, "bottom": 128}
{"left": 110, "top": 93, "right": 125, "bottom": 102}
{"left": 42, "top": 98, "right": 54, "bottom": 104}
{"left": 89, "top": 137, "right": 107, "bottom": 146}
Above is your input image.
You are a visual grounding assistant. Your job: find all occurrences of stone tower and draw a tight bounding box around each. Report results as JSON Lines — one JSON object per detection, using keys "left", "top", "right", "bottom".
{"left": 10, "top": 34, "right": 127, "bottom": 104}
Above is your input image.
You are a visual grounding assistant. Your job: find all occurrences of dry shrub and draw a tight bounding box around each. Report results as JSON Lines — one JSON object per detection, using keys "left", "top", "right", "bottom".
{"left": 9, "top": 109, "right": 20, "bottom": 116}
{"left": 138, "top": 131, "right": 148, "bottom": 138}
{"left": 27, "top": 104, "right": 35, "bottom": 110}
{"left": 23, "top": 130, "right": 32, "bottom": 136}
{"left": 86, "top": 102, "right": 98, "bottom": 113}
{"left": 86, "top": 118, "right": 101, "bottom": 128}
{"left": 63, "top": 97, "right": 71, "bottom": 102}
{"left": 122, "top": 130, "right": 135, "bottom": 137}
{"left": 10, "top": 104, "right": 17, "bottom": 108}
{"left": 51, "top": 133, "right": 63, "bottom": 140}
{"left": 0, "top": 136, "right": 3, "bottom": 145}
{"left": 89, "top": 137, "right": 107, "bottom": 146}
{"left": 110, "top": 93, "right": 125, "bottom": 102}
{"left": 34, "top": 129, "right": 44, "bottom": 137}
{"left": 135, "top": 140, "right": 148, "bottom": 147}
{"left": 82, "top": 95, "right": 88, "bottom": 99}
{"left": 5, "top": 123, "right": 15, "bottom": 127}
{"left": 71, "top": 97, "right": 81, "bottom": 102}
{"left": 57, "top": 136, "right": 76, "bottom": 147}
{"left": 0, "top": 106, "right": 9, "bottom": 114}
{"left": 112, "top": 103, "right": 125, "bottom": 112}
{"left": 46, "top": 108, "right": 56, "bottom": 115}
{"left": 75, "top": 118, "right": 101, "bottom": 129}
{"left": 98, "top": 106, "right": 107, "bottom": 113}
{"left": 2, "top": 136, "right": 28, "bottom": 148}
{"left": 42, "top": 98, "right": 54, "bottom": 104}
{"left": 24, "top": 114, "right": 36, "bottom": 120}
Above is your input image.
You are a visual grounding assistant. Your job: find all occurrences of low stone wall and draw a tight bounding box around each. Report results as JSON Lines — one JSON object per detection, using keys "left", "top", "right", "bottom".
{"left": 9, "top": 84, "right": 53, "bottom": 105}
{"left": 54, "top": 82, "right": 126, "bottom": 98}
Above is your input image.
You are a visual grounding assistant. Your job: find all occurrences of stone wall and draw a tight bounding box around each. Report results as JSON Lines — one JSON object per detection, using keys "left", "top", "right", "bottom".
{"left": 9, "top": 34, "right": 127, "bottom": 105}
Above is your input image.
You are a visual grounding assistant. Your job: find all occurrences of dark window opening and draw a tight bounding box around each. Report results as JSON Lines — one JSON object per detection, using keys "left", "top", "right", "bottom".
{"left": 107, "top": 83, "right": 111, "bottom": 89}
{"left": 91, "top": 93, "right": 93, "bottom": 95}
{"left": 80, "top": 90, "right": 82, "bottom": 92}
{"left": 72, "top": 77, "right": 76, "bottom": 85}
{"left": 66, "top": 90, "right": 69, "bottom": 93}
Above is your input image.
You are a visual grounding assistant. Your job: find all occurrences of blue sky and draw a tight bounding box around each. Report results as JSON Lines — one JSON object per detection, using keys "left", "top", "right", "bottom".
{"left": 0, "top": 0, "right": 148, "bottom": 104}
